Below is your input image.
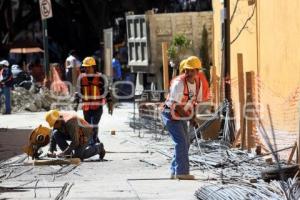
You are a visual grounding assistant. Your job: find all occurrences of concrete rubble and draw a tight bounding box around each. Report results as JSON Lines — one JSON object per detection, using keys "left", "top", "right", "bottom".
{"left": 10, "top": 87, "right": 72, "bottom": 113}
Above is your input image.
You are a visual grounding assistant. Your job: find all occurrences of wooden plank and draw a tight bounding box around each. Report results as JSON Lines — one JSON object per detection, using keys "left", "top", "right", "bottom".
{"left": 162, "top": 42, "right": 169, "bottom": 97}
{"left": 287, "top": 141, "right": 297, "bottom": 165}
{"left": 246, "top": 71, "right": 255, "bottom": 152}
{"left": 237, "top": 54, "right": 246, "bottom": 149}
{"left": 33, "top": 158, "right": 81, "bottom": 166}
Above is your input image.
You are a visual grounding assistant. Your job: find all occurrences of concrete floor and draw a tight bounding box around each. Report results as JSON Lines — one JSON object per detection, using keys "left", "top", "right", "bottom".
{"left": 0, "top": 103, "right": 209, "bottom": 200}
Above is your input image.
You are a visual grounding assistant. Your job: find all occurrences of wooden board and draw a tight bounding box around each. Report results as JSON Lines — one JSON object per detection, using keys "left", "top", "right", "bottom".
{"left": 33, "top": 158, "right": 81, "bottom": 166}
{"left": 162, "top": 42, "right": 169, "bottom": 96}
{"left": 246, "top": 71, "right": 255, "bottom": 152}
{"left": 237, "top": 54, "right": 246, "bottom": 149}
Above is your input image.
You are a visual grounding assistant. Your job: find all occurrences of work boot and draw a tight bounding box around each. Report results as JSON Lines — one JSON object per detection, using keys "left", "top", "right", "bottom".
{"left": 99, "top": 143, "right": 106, "bottom": 160}
{"left": 176, "top": 174, "right": 195, "bottom": 180}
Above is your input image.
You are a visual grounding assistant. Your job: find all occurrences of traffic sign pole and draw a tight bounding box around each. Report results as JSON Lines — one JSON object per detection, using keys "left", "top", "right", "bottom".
{"left": 39, "top": 0, "right": 52, "bottom": 81}
{"left": 42, "top": 19, "right": 49, "bottom": 80}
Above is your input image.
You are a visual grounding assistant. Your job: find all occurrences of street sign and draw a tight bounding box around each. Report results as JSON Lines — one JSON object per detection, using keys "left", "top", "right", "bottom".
{"left": 39, "top": 0, "right": 53, "bottom": 20}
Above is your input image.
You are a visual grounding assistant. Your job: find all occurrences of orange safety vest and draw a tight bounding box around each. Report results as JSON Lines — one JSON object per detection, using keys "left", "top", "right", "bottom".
{"left": 196, "top": 72, "right": 210, "bottom": 102}
{"left": 80, "top": 73, "right": 105, "bottom": 111}
{"left": 166, "top": 74, "right": 200, "bottom": 120}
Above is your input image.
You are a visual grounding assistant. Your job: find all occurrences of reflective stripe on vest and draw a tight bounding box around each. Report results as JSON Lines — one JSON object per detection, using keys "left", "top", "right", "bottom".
{"left": 197, "top": 72, "right": 210, "bottom": 101}
{"left": 83, "top": 86, "right": 88, "bottom": 101}
{"left": 80, "top": 73, "right": 103, "bottom": 111}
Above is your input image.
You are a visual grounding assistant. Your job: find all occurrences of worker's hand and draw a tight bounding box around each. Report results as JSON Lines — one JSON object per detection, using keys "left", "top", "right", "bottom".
{"left": 57, "top": 152, "right": 66, "bottom": 158}
{"left": 47, "top": 151, "right": 56, "bottom": 158}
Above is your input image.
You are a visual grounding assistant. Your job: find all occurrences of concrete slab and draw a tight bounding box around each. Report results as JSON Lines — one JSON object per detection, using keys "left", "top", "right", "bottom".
{"left": 0, "top": 103, "right": 208, "bottom": 199}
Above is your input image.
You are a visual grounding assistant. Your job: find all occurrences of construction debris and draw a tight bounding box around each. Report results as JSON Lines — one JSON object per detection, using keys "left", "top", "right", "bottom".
{"left": 10, "top": 87, "right": 72, "bottom": 112}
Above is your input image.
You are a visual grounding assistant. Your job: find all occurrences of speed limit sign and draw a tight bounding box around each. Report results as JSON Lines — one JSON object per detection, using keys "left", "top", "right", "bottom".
{"left": 39, "top": 0, "right": 53, "bottom": 20}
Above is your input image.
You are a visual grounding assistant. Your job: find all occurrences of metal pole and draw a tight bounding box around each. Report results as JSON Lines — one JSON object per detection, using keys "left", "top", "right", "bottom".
{"left": 220, "top": 0, "right": 235, "bottom": 143}
{"left": 42, "top": 19, "right": 49, "bottom": 79}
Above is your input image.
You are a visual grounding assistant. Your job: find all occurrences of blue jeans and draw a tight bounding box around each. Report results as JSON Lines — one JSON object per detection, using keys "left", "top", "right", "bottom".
{"left": 161, "top": 111, "right": 190, "bottom": 175}
{"left": 50, "top": 129, "right": 101, "bottom": 159}
{"left": 0, "top": 87, "right": 11, "bottom": 114}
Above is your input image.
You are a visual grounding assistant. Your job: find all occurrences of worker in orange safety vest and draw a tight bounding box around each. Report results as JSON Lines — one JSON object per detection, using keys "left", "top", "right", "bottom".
{"left": 161, "top": 56, "right": 209, "bottom": 180}
{"left": 77, "top": 56, "right": 113, "bottom": 145}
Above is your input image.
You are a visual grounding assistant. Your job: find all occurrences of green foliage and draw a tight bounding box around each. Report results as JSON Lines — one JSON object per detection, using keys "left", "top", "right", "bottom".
{"left": 167, "top": 46, "right": 177, "bottom": 61}
{"left": 167, "top": 34, "right": 191, "bottom": 60}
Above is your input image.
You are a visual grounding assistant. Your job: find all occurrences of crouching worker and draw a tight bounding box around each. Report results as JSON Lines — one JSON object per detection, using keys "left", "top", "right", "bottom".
{"left": 45, "top": 109, "right": 106, "bottom": 160}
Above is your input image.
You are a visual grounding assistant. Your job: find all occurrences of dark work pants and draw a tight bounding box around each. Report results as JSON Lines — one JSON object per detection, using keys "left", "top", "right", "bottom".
{"left": 83, "top": 106, "right": 103, "bottom": 144}
{"left": 49, "top": 129, "right": 101, "bottom": 159}
{"left": 0, "top": 87, "right": 11, "bottom": 114}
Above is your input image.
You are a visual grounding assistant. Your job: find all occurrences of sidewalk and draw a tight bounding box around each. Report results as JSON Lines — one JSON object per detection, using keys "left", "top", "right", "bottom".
{"left": 0, "top": 103, "right": 207, "bottom": 200}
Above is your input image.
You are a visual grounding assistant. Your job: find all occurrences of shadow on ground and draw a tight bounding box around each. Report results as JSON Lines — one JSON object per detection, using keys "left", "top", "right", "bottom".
{"left": 0, "top": 128, "right": 32, "bottom": 161}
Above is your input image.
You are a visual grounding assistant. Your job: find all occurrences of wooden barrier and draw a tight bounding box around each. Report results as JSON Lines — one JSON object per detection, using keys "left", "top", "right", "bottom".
{"left": 237, "top": 54, "right": 246, "bottom": 149}
{"left": 246, "top": 71, "right": 255, "bottom": 152}
{"left": 162, "top": 42, "right": 169, "bottom": 98}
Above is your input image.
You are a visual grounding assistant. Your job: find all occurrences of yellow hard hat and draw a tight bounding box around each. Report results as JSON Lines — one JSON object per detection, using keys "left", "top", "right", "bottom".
{"left": 183, "top": 56, "right": 202, "bottom": 70}
{"left": 179, "top": 59, "right": 187, "bottom": 74}
{"left": 23, "top": 125, "right": 51, "bottom": 158}
{"left": 82, "top": 57, "right": 96, "bottom": 67}
{"left": 45, "top": 109, "right": 60, "bottom": 127}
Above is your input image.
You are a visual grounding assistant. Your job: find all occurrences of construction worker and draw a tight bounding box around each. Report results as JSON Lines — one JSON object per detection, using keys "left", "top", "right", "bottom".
{"left": 45, "top": 110, "right": 105, "bottom": 160}
{"left": 78, "top": 56, "right": 113, "bottom": 145}
{"left": 65, "top": 50, "right": 81, "bottom": 86}
{"left": 112, "top": 51, "right": 122, "bottom": 82}
{"left": 0, "top": 60, "right": 13, "bottom": 114}
{"left": 161, "top": 56, "right": 207, "bottom": 180}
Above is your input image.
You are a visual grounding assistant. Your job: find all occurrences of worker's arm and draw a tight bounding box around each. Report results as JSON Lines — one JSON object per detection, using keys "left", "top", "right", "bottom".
{"left": 169, "top": 80, "right": 194, "bottom": 120}
{"left": 198, "top": 72, "right": 210, "bottom": 101}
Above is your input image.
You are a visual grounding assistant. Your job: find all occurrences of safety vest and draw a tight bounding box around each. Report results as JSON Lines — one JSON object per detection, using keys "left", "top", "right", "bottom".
{"left": 80, "top": 73, "right": 105, "bottom": 111}
{"left": 166, "top": 74, "right": 200, "bottom": 120}
{"left": 196, "top": 72, "right": 210, "bottom": 102}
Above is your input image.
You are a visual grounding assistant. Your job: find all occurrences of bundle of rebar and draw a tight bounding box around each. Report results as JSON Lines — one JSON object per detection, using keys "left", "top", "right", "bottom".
{"left": 195, "top": 183, "right": 278, "bottom": 200}
{"left": 195, "top": 178, "right": 300, "bottom": 200}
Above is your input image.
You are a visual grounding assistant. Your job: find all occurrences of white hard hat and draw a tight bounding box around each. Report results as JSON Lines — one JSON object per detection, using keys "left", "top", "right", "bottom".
{"left": 0, "top": 60, "right": 9, "bottom": 67}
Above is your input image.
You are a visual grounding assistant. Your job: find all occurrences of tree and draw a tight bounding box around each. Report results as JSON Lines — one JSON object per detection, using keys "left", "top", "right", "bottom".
{"left": 167, "top": 34, "right": 193, "bottom": 77}
{"left": 199, "top": 25, "right": 211, "bottom": 83}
